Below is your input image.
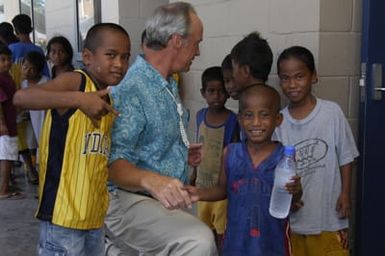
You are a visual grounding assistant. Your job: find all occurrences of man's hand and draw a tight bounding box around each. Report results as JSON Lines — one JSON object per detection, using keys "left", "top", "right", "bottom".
{"left": 144, "top": 173, "right": 193, "bottom": 210}
{"left": 79, "top": 88, "right": 119, "bottom": 127}
{"left": 188, "top": 143, "right": 202, "bottom": 167}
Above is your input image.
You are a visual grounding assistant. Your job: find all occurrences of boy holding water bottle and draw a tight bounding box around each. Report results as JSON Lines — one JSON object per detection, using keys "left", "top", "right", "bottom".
{"left": 187, "top": 85, "right": 302, "bottom": 255}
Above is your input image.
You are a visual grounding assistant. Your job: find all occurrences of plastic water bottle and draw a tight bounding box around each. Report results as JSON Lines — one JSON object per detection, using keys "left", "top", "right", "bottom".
{"left": 269, "top": 146, "right": 296, "bottom": 219}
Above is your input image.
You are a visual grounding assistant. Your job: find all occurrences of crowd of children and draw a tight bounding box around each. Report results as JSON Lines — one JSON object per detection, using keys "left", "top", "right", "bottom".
{"left": 0, "top": 14, "right": 75, "bottom": 198}
{"left": 187, "top": 31, "right": 358, "bottom": 255}
{"left": 0, "top": 4, "right": 359, "bottom": 256}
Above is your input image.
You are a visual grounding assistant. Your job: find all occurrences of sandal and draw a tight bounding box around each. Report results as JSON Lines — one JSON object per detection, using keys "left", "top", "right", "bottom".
{"left": 0, "top": 191, "right": 25, "bottom": 200}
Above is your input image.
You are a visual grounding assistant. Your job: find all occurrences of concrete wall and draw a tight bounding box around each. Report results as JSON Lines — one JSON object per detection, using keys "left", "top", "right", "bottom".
{"left": 171, "top": 0, "right": 361, "bottom": 145}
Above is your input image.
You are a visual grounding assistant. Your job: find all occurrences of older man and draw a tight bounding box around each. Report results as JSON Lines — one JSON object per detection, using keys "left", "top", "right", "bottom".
{"left": 105, "top": 2, "right": 217, "bottom": 255}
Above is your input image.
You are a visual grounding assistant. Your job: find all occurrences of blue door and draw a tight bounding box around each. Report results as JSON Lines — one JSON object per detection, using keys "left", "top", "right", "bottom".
{"left": 355, "top": 0, "right": 385, "bottom": 254}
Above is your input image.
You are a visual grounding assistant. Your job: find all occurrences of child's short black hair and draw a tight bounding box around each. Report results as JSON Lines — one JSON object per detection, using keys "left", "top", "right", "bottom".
{"left": 47, "top": 36, "right": 74, "bottom": 64}
{"left": 12, "top": 14, "right": 33, "bottom": 34}
{"left": 239, "top": 84, "right": 281, "bottom": 113}
{"left": 277, "top": 46, "right": 315, "bottom": 74}
{"left": 84, "top": 23, "right": 129, "bottom": 52}
{"left": 24, "top": 51, "right": 46, "bottom": 75}
{"left": 201, "top": 66, "right": 224, "bottom": 90}
{"left": 0, "top": 22, "right": 19, "bottom": 45}
{"left": 221, "top": 54, "right": 232, "bottom": 71}
{"left": 0, "top": 45, "right": 12, "bottom": 56}
{"left": 231, "top": 32, "right": 273, "bottom": 82}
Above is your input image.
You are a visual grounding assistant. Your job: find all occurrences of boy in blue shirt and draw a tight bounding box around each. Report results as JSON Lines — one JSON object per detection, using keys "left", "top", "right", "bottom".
{"left": 188, "top": 85, "right": 302, "bottom": 255}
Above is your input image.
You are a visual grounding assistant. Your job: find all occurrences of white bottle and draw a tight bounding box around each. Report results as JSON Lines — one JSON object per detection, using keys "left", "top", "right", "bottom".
{"left": 269, "top": 145, "right": 296, "bottom": 219}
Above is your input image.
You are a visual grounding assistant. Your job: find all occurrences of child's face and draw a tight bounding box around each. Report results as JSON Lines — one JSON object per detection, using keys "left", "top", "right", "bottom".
{"left": 83, "top": 29, "right": 131, "bottom": 88}
{"left": 222, "top": 68, "right": 238, "bottom": 100}
{"left": 238, "top": 93, "right": 282, "bottom": 145}
{"left": 278, "top": 57, "right": 316, "bottom": 105}
{"left": 0, "top": 54, "right": 12, "bottom": 74}
{"left": 49, "top": 42, "right": 69, "bottom": 66}
{"left": 21, "top": 59, "right": 39, "bottom": 80}
{"left": 201, "top": 80, "right": 228, "bottom": 110}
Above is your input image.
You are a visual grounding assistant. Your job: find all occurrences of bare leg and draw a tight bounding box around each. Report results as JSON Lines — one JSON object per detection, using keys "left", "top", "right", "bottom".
{"left": 0, "top": 160, "right": 11, "bottom": 195}
{"left": 20, "top": 150, "right": 38, "bottom": 184}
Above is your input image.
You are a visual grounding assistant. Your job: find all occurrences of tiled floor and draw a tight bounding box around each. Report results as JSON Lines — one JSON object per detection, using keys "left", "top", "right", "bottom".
{"left": 0, "top": 166, "right": 39, "bottom": 256}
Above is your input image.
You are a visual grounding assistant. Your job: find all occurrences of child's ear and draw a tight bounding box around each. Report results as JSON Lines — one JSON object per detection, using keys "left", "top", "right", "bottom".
{"left": 237, "top": 112, "right": 242, "bottom": 123}
{"left": 242, "top": 65, "right": 250, "bottom": 78}
{"left": 275, "top": 112, "right": 283, "bottom": 127}
{"left": 311, "top": 71, "right": 318, "bottom": 84}
{"left": 200, "top": 88, "right": 205, "bottom": 97}
{"left": 82, "top": 48, "right": 93, "bottom": 67}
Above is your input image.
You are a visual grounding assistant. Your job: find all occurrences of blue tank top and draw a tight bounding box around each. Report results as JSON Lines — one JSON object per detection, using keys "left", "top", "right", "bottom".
{"left": 223, "top": 142, "right": 291, "bottom": 256}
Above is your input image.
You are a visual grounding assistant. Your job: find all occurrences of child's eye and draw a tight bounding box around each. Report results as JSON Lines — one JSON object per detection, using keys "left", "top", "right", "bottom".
{"left": 241, "top": 112, "right": 254, "bottom": 120}
{"left": 106, "top": 53, "right": 116, "bottom": 58}
{"left": 121, "top": 54, "right": 130, "bottom": 62}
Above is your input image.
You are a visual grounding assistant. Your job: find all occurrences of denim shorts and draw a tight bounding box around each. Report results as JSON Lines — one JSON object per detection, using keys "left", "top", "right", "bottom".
{"left": 38, "top": 221, "right": 105, "bottom": 256}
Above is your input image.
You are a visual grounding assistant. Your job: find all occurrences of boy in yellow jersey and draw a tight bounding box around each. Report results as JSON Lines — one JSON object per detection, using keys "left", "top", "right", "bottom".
{"left": 13, "top": 23, "right": 130, "bottom": 256}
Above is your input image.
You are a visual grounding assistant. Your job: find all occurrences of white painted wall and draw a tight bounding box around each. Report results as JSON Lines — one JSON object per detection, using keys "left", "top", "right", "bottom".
{"left": 168, "top": 0, "right": 361, "bottom": 145}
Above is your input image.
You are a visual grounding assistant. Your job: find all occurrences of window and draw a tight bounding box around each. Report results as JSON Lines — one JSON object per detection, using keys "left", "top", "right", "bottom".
{"left": 76, "top": 0, "right": 101, "bottom": 52}
{"left": 19, "top": 0, "right": 46, "bottom": 49}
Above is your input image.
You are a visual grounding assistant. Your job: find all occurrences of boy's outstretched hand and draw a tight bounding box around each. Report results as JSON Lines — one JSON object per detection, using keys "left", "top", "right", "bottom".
{"left": 79, "top": 87, "right": 119, "bottom": 127}
{"left": 184, "top": 185, "right": 199, "bottom": 203}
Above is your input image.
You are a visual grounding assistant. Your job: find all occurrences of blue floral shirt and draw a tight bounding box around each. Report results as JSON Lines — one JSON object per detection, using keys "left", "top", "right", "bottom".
{"left": 109, "top": 55, "right": 189, "bottom": 189}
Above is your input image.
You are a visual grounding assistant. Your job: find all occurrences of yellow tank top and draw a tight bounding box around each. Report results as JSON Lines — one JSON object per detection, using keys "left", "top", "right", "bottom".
{"left": 36, "top": 69, "right": 115, "bottom": 229}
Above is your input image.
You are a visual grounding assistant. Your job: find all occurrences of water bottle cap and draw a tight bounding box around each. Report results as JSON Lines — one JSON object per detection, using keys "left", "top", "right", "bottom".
{"left": 284, "top": 145, "right": 295, "bottom": 156}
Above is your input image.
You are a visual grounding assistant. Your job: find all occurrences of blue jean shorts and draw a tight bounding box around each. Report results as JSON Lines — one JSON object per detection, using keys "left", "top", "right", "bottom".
{"left": 38, "top": 221, "right": 105, "bottom": 256}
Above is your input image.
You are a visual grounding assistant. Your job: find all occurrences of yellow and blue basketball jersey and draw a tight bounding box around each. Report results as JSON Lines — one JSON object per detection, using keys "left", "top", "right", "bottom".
{"left": 36, "top": 69, "right": 115, "bottom": 229}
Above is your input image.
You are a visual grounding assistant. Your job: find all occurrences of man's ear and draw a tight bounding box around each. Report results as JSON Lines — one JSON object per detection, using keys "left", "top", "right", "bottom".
{"left": 169, "top": 34, "right": 183, "bottom": 49}
{"left": 82, "top": 48, "right": 92, "bottom": 67}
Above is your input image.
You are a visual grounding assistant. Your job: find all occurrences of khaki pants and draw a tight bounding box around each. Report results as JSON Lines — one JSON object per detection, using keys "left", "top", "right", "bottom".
{"left": 105, "top": 189, "right": 218, "bottom": 256}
